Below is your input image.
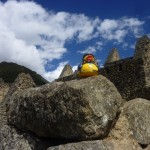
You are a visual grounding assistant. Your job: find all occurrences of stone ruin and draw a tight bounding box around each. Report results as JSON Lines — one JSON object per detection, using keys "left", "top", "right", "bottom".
{"left": 100, "top": 35, "right": 150, "bottom": 100}
{"left": 1, "top": 35, "right": 150, "bottom": 150}
{"left": 58, "top": 64, "right": 73, "bottom": 78}
{"left": 58, "top": 35, "right": 150, "bottom": 101}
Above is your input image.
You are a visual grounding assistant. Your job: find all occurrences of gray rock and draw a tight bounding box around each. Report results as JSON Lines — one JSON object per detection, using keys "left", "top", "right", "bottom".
{"left": 134, "top": 35, "right": 150, "bottom": 60}
{"left": 6, "top": 73, "right": 36, "bottom": 96}
{"left": 47, "top": 140, "right": 113, "bottom": 150}
{"left": 47, "top": 139, "right": 142, "bottom": 150}
{"left": 7, "top": 75, "right": 123, "bottom": 140}
{"left": 0, "top": 102, "right": 7, "bottom": 128}
{"left": 0, "top": 79, "right": 10, "bottom": 102}
{"left": 0, "top": 125, "right": 48, "bottom": 150}
{"left": 106, "top": 109, "right": 142, "bottom": 150}
{"left": 118, "top": 98, "right": 150, "bottom": 145}
{"left": 59, "top": 64, "right": 73, "bottom": 78}
{"left": 0, "top": 125, "right": 33, "bottom": 150}
{"left": 0, "top": 73, "right": 47, "bottom": 150}
{"left": 0, "top": 73, "right": 36, "bottom": 132}
{"left": 145, "top": 145, "right": 150, "bottom": 150}
{"left": 104, "top": 48, "right": 120, "bottom": 66}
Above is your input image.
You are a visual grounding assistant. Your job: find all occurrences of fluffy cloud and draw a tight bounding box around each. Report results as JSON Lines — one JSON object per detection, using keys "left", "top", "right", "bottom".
{"left": 97, "top": 18, "right": 144, "bottom": 42}
{"left": 44, "top": 61, "right": 69, "bottom": 81}
{"left": 78, "top": 18, "right": 144, "bottom": 54}
{"left": 0, "top": 0, "right": 145, "bottom": 81}
{"left": 78, "top": 46, "right": 96, "bottom": 54}
{"left": 0, "top": 0, "right": 99, "bottom": 81}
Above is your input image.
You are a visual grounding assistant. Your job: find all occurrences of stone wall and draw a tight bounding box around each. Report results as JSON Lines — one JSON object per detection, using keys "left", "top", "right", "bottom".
{"left": 100, "top": 57, "right": 145, "bottom": 100}
{"left": 104, "top": 48, "right": 120, "bottom": 66}
{"left": 134, "top": 36, "right": 150, "bottom": 87}
{"left": 57, "top": 35, "right": 150, "bottom": 101}
{"left": 100, "top": 35, "right": 150, "bottom": 100}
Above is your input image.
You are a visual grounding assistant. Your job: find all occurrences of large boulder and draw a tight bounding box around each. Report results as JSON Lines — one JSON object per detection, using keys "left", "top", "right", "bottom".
{"left": 47, "top": 139, "right": 142, "bottom": 150}
{"left": 7, "top": 75, "right": 123, "bottom": 140}
{"left": 47, "top": 140, "right": 113, "bottom": 150}
{"left": 110, "top": 98, "right": 150, "bottom": 145}
{"left": 105, "top": 110, "right": 142, "bottom": 150}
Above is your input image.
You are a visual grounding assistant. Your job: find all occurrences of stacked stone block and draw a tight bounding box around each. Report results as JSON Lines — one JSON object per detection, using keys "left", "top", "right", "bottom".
{"left": 101, "top": 35, "right": 150, "bottom": 100}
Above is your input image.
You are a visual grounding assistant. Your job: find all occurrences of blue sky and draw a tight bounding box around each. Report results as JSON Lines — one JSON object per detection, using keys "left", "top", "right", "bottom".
{"left": 0, "top": 0, "right": 150, "bottom": 81}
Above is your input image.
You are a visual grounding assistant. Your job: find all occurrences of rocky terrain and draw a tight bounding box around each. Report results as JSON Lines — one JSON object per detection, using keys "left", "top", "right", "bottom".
{"left": 0, "top": 70, "right": 150, "bottom": 150}
{"left": 1, "top": 35, "right": 150, "bottom": 150}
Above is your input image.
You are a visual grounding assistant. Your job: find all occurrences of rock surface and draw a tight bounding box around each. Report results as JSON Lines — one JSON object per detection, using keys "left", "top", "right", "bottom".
{"left": 2, "top": 35, "right": 150, "bottom": 149}
{"left": 1, "top": 73, "right": 36, "bottom": 128}
{"left": 145, "top": 145, "right": 150, "bottom": 150}
{"left": 47, "top": 140, "right": 113, "bottom": 150}
{"left": 118, "top": 98, "right": 150, "bottom": 145}
{"left": 1, "top": 71, "right": 149, "bottom": 149}
{"left": 47, "top": 139, "right": 142, "bottom": 150}
{"left": 0, "top": 125, "right": 47, "bottom": 150}
{"left": 58, "top": 64, "right": 73, "bottom": 78}
{"left": 0, "top": 78, "right": 10, "bottom": 102}
{"left": 6, "top": 73, "right": 36, "bottom": 96}
{"left": 106, "top": 98, "right": 150, "bottom": 146}
{"left": 105, "top": 110, "right": 142, "bottom": 150}
{"left": 7, "top": 75, "right": 123, "bottom": 140}
{"left": 104, "top": 48, "right": 120, "bottom": 66}
{"left": 0, "top": 73, "right": 49, "bottom": 150}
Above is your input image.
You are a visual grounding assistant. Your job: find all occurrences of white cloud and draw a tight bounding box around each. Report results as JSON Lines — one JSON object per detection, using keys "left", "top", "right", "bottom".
{"left": 147, "top": 34, "right": 150, "bottom": 38}
{"left": 0, "top": 0, "right": 145, "bottom": 81}
{"left": 78, "top": 46, "right": 96, "bottom": 54}
{"left": 43, "top": 62, "right": 78, "bottom": 81}
{"left": 0, "top": 24, "right": 44, "bottom": 74}
{"left": 96, "top": 41, "right": 103, "bottom": 50}
{"left": 44, "top": 63, "right": 78, "bottom": 82}
{"left": 77, "top": 40, "right": 103, "bottom": 54}
{"left": 0, "top": 0, "right": 99, "bottom": 81}
{"left": 43, "top": 61, "right": 68, "bottom": 81}
{"left": 130, "top": 44, "right": 135, "bottom": 49}
{"left": 99, "top": 19, "right": 118, "bottom": 31}
{"left": 97, "top": 18, "right": 144, "bottom": 41}
{"left": 72, "top": 65, "right": 78, "bottom": 72}
{"left": 123, "top": 18, "right": 144, "bottom": 27}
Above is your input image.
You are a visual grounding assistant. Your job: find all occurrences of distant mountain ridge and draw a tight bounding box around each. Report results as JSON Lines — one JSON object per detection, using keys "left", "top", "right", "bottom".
{"left": 0, "top": 61, "right": 48, "bottom": 86}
